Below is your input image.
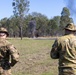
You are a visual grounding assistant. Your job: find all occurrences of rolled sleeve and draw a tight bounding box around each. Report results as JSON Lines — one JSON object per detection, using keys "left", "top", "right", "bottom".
{"left": 50, "top": 39, "right": 59, "bottom": 59}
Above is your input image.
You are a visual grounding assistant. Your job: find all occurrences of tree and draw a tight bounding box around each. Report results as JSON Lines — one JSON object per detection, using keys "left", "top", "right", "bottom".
{"left": 61, "top": 7, "right": 70, "bottom": 16}
{"left": 47, "top": 16, "right": 60, "bottom": 36}
{"left": 12, "top": 0, "right": 29, "bottom": 39}
{"left": 0, "top": 18, "right": 8, "bottom": 27}
{"left": 9, "top": 16, "right": 19, "bottom": 37}
{"left": 60, "top": 7, "right": 73, "bottom": 35}
{"left": 26, "top": 12, "right": 49, "bottom": 37}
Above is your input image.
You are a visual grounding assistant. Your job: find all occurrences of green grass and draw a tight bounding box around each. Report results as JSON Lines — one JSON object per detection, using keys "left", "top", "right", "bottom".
{"left": 7, "top": 38, "right": 58, "bottom": 75}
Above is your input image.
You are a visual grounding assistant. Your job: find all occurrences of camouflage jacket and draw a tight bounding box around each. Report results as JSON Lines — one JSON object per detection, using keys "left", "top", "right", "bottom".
{"left": 51, "top": 34, "right": 76, "bottom": 68}
{"left": 0, "top": 39, "right": 19, "bottom": 70}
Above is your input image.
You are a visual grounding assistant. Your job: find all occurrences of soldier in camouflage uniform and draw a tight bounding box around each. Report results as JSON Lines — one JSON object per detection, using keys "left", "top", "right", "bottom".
{"left": 50, "top": 23, "right": 76, "bottom": 75}
{"left": 0, "top": 27, "right": 19, "bottom": 75}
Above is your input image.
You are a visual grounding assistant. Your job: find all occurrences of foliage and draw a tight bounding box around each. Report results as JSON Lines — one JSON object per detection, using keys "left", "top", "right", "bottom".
{"left": 0, "top": 6, "right": 74, "bottom": 37}
{"left": 61, "top": 7, "right": 70, "bottom": 16}
{"left": 12, "top": 0, "right": 29, "bottom": 39}
{"left": 59, "top": 7, "right": 73, "bottom": 35}
{"left": 47, "top": 16, "right": 60, "bottom": 36}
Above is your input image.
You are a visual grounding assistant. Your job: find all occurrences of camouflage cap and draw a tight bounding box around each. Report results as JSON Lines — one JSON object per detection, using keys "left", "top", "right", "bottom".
{"left": 64, "top": 23, "right": 76, "bottom": 31}
{"left": 0, "top": 27, "right": 9, "bottom": 36}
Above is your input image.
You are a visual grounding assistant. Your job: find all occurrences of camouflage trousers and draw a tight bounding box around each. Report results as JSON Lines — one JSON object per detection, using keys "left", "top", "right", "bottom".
{"left": 0, "top": 67, "right": 11, "bottom": 75}
{"left": 59, "top": 67, "right": 76, "bottom": 75}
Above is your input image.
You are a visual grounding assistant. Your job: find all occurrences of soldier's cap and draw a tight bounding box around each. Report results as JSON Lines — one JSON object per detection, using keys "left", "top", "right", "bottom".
{"left": 64, "top": 23, "right": 76, "bottom": 31}
{"left": 0, "top": 27, "right": 9, "bottom": 36}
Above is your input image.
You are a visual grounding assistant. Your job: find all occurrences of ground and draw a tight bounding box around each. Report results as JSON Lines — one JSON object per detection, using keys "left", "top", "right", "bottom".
{"left": 8, "top": 37, "right": 58, "bottom": 75}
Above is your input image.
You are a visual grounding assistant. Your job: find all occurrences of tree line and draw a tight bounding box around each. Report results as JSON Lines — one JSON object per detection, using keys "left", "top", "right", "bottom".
{"left": 0, "top": 7, "right": 73, "bottom": 38}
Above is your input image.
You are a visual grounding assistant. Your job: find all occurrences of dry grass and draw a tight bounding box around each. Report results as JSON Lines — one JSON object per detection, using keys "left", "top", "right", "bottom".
{"left": 7, "top": 38, "right": 58, "bottom": 75}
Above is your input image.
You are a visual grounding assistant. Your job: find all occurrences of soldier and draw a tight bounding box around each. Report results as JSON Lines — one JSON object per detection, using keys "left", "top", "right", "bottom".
{"left": 0, "top": 27, "right": 19, "bottom": 75}
{"left": 50, "top": 23, "right": 76, "bottom": 75}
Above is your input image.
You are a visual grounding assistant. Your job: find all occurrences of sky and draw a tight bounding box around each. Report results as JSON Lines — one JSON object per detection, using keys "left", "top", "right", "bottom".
{"left": 0, "top": 0, "right": 76, "bottom": 23}
{"left": 29, "top": 0, "right": 65, "bottom": 18}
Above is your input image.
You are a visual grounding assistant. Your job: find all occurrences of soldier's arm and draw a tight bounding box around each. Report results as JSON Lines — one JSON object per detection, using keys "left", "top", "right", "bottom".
{"left": 50, "top": 39, "right": 59, "bottom": 59}
{"left": 7, "top": 44, "right": 19, "bottom": 67}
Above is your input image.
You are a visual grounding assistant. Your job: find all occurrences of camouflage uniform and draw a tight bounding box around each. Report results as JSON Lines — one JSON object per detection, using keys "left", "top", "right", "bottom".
{"left": 0, "top": 27, "right": 19, "bottom": 75}
{"left": 50, "top": 23, "right": 76, "bottom": 75}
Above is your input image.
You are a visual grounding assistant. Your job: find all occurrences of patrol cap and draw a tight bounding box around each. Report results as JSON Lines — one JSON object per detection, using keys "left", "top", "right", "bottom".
{"left": 0, "top": 27, "right": 9, "bottom": 36}
{"left": 64, "top": 23, "right": 76, "bottom": 31}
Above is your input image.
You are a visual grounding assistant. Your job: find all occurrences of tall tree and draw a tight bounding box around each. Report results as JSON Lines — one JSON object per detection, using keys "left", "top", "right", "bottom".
{"left": 60, "top": 7, "right": 73, "bottom": 35}
{"left": 12, "top": 0, "right": 29, "bottom": 39}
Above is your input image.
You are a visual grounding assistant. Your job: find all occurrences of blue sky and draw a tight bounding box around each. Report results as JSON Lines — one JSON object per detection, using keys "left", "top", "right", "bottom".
{"left": 0, "top": 0, "right": 76, "bottom": 23}
{"left": 29, "top": 0, "right": 65, "bottom": 18}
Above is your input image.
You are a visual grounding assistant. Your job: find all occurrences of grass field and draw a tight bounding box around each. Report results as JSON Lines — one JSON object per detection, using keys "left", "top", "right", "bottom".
{"left": 8, "top": 38, "right": 58, "bottom": 75}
